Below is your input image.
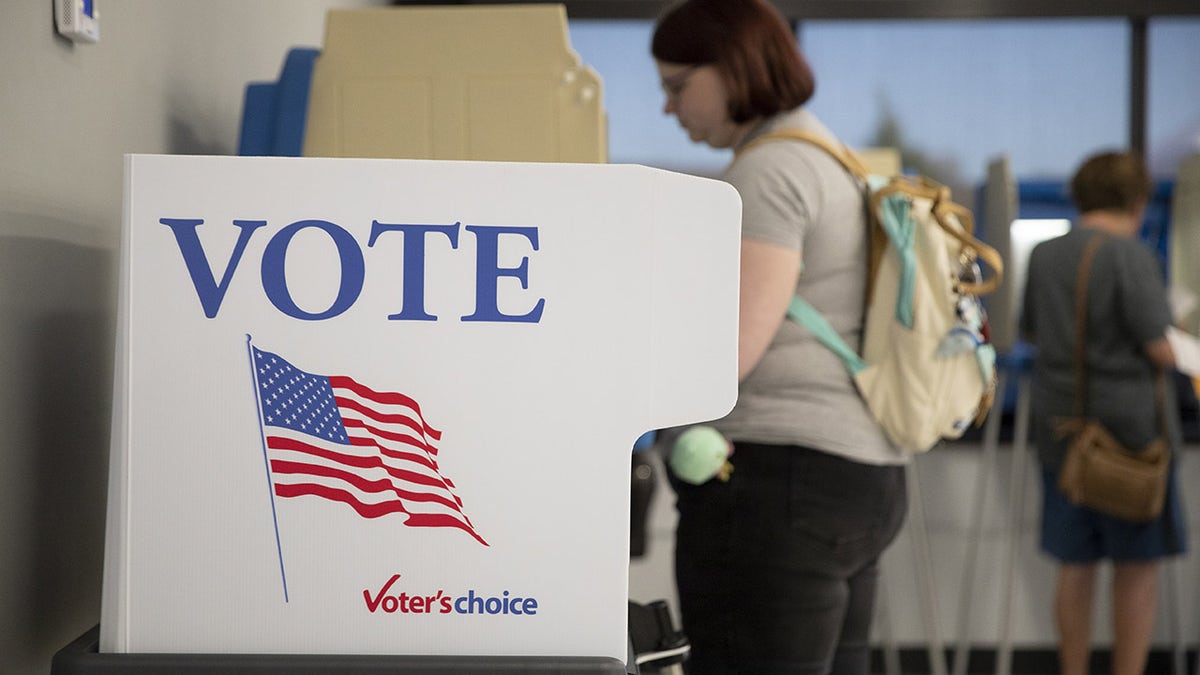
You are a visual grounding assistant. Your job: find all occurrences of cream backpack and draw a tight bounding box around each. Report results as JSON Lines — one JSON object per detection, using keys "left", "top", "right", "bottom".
{"left": 740, "top": 130, "right": 1004, "bottom": 452}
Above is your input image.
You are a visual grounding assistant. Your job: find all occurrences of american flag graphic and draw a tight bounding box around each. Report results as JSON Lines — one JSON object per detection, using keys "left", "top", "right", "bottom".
{"left": 250, "top": 345, "right": 487, "bottom": 546}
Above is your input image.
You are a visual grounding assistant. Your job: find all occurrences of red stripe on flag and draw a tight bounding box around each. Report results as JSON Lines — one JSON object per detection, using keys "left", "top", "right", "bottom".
{"left": 270, "top": 459, "right": 465, "bottom": 512}
{"left": 342, "top": 418, "right": 440, "bottom": 460}
{"left": 346, "top": 434, "right": 439, "bottom": 472}
{"left": 344, "top": 434, "right": 458, "bottom": 493}
{"left": 267, "top": 436, "right": 454, "bottom": 492}
{"left": 274, "top": 482, "right": 488, "bottom": 546}
{"left": 335, "top": 396, "right": 435, "bottom": 443}
{"left": 330, "top": 375, "right": 443, "bottom": 441}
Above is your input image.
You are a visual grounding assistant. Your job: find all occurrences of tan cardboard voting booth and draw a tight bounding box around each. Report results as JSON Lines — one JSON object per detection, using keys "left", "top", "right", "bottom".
{"left": 304, "top": 5, "right": 606, "bottom": 163}
{"left": 96, "top": 154, "right": 740, "bottom": 666}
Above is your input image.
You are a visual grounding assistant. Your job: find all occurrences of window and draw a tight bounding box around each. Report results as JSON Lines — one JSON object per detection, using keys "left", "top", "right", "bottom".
{"left": 568, "top": 16, "right": 1198, "bottom": 188}
{"left": 800, "top": 19, "right": 1129, "bottom": 189}
{"left": 1148, "top": 17, "right": 1200, "bottom": 177}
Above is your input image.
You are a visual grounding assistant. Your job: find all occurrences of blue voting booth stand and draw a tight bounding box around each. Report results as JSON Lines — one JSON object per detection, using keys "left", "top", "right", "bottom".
{"left": 51, "top": 153, "right": 737, "bottom": 674}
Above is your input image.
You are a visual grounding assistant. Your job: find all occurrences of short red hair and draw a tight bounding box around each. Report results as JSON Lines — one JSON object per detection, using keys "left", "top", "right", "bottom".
{"left": 652, "top": 0, "right": 815, "bottom": 123}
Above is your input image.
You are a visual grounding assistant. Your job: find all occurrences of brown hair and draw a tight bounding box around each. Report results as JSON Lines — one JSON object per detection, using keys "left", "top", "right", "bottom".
{"left": 651, "top": 0, "right": 815, "bottom": 123}
{"left": 1070, "top": 151, "right": 1153, "bottom": 214}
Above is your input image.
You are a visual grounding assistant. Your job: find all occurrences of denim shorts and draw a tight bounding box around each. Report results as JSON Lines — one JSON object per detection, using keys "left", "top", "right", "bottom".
{"left": 1040, "top": 466, "right": 1187, "bottom": 563}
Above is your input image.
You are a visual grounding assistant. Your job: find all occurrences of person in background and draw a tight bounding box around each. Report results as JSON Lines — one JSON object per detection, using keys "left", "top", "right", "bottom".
{"left": 651, "top": 1, "right": 909, "bottom": 672}
{"left": 1022, "top": 150, "right": 1187, "bottom": 675}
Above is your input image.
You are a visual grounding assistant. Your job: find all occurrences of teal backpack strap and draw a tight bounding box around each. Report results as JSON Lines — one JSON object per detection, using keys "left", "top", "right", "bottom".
{"left": 876, "top": 192, "right": 918, "bottom": 329}
{"left": 786, "top": 296, "right": 867, "bottom": 375}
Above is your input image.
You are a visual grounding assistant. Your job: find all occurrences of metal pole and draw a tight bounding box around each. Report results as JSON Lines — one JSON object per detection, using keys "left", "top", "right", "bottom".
{"left": 875, "top": 565, "right": 903, "bottom": 675}
{"left": 908, "top": 459, "right": 949, "bottom": 675}
{"left": 1130, "top": 16, "right": 1148, "bottom": 156}
{"left": 996, "top": 373, "right": 1032, "bottom": 675}
{"left": 952, "top": 370, "right": 1008, "bottom": 675}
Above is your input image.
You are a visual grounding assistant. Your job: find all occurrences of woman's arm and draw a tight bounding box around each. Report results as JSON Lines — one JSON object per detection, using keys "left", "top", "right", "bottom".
{"left": 738, "top": 238, "right": 801, "bottom": 381}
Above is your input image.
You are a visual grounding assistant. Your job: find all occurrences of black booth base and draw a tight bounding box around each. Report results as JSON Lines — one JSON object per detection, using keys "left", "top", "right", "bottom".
{"left": 53, "top": 625, "right": 632, "bottom": 674}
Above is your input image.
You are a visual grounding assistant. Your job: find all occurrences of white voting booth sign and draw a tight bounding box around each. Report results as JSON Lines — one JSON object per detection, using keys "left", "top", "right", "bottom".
{"left": 100, "top": 155, "right": 740, "bottom": 661}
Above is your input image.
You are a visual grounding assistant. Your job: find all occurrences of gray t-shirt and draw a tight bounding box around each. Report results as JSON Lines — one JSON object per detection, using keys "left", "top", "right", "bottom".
{"left": 712, "top": 108, "right": 903, "bottom": 466}
{"left": 1021, "top": 227, "right": 1176, "bottom": 467}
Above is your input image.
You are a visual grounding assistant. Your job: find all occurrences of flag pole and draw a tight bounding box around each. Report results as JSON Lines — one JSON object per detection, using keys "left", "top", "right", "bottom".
{"left": 246, "top": 335, "right": 289, "bottom": 603}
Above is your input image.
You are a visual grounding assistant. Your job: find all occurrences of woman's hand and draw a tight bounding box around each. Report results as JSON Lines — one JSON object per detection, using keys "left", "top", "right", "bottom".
{"left": 1144, "top": 336, "right": 1175, "bottom": 370}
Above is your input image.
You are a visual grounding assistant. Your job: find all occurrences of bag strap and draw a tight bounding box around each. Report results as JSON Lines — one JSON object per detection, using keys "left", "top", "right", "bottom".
{"left": 1070, "top": 233, "right": 1107, "bottom": 418}
{"left": 739, "top": 129, "right": 872, "bottom": 181}
{"left": 787, "top": 296, "right": 867, "bottom": 375}
{"left": 1070, "top": 232, "right": 1170, "bottom": 438}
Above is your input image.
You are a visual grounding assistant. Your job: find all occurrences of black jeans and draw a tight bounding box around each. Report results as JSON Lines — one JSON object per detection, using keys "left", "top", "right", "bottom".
{"left": 671, "top": 442, "right": 908, "bottom": 675}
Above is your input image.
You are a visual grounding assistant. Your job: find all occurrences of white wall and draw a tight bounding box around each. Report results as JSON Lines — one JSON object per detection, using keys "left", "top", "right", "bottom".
{"left": 0, "top": 2, "right": 382, "bottom": 672}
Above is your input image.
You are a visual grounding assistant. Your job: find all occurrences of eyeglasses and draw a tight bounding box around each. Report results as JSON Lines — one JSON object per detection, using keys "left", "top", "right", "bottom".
{"left": 660, "top": 65, "right": 700, "bottom": 99}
